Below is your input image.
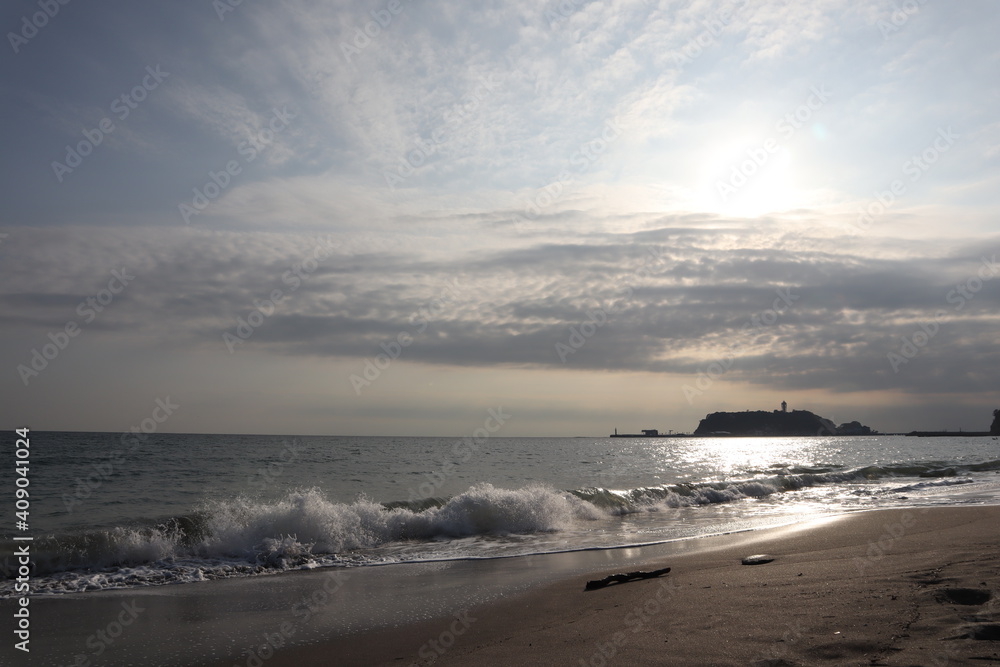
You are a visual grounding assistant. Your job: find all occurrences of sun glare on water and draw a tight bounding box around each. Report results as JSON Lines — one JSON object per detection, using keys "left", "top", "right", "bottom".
{"left": 681, "top": 437, "right": 831, "bottom": 481}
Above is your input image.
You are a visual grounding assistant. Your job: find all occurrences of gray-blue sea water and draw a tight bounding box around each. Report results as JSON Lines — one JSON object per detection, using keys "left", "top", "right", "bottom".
{"left": 3, "top": 431, "right": 999, "bottom": 595}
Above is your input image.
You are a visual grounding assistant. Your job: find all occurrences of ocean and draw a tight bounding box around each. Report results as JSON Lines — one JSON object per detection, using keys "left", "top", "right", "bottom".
{"left": 3, "top": 431, "right": 1000, "bottom": 598}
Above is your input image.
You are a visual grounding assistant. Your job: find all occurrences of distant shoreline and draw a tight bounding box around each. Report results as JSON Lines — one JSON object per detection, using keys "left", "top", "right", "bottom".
{"left": 903, "top": 431, "right": 993, "bottom": 437}
{"left": 608, "top": 432, "right": 996, "bottom": 438}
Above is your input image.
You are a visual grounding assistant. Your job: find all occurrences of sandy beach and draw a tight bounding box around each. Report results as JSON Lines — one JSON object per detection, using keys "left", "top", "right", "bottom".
{"left": 8, "top": 505, "right": 1000, "bottom": 666}
{"left": 264, "top": 505, "right": 1000, "bottom": 667}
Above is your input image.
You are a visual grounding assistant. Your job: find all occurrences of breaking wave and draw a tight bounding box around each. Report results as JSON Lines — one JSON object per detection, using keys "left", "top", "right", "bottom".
{"left": 3, "top": 460, "right": 996, "bottom": 595}
{"left": 2, "top": 484, "right": 602, "bottom": 593}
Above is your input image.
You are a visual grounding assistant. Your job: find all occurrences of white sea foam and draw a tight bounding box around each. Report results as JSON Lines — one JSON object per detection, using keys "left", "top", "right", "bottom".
{"left": 3, "top": 484, "right": 608, "bottom": 594}
{"left": 198, "top": 483, "right": 602, "bottom": 559}
{"left": 6, "top": 458, "right": 999, "bottom": 596}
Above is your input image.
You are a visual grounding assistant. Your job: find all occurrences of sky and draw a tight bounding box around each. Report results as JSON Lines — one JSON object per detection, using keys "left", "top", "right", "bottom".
{"left": 1, "top": 0, "right": 999, "bottom": 437}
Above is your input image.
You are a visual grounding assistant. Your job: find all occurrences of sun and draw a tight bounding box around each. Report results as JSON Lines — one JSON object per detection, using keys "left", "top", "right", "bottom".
{"left": 696, "top": 140, "right": 801, "bottom": 218}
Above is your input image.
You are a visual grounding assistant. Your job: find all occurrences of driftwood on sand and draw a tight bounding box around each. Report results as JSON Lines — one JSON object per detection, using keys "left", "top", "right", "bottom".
{"left": 584, "top": 567, "right": 671, "bottom": 591}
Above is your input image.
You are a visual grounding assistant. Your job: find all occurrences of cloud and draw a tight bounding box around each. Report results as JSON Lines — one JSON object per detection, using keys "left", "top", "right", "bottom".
{"left": 2, "top": 220, "right": 998, "bottom": 404}
{"left": 3, "top": 0, "right": 1000, "bottom": 432}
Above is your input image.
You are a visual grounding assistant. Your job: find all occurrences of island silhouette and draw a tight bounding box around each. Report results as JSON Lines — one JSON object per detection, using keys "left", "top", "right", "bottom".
{"left": 612, "top": 404, "right": 1000, "bottom": 438}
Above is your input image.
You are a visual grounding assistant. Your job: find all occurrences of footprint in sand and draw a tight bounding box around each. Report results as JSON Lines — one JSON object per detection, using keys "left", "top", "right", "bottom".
{"left": 935, "top": 588, "right": 993, "bottom": 606}
{"left": 960, "top": 624, "right": 1000, "bottom": 640}
{"left": 936, "top": 587, "right": 999, "bottom": 641}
